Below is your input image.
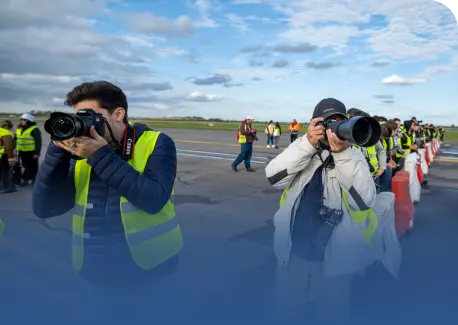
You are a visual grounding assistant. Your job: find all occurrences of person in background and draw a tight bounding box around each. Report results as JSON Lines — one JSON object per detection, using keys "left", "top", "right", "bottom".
{"left": 273, "top": 122, "right": 282, "bottom": 149}
{"left": 395, "top": 120, "right": 416, "bottom": 169}
{"left": 0, "top": 120, "right": 17, "bottom": 194}
{"left": 232, "top": 116, "right": 257, "bottom": 172}
{"left": 15, "top": 113, "right": 42, "bottom": 187}
{"left": 379, "top": 123, "right": 398, "bottom": 192}
{"left": 265, "top": 120, "right": 275, "bottom": 148}
{"left": 439, "top": 126, "right": 445, "bottom": 142}
{"left": 288, "top": 119, "right": 301, "bottom": 143}
{"left": 376, "top": 116, "right": 388, "bottom": 125}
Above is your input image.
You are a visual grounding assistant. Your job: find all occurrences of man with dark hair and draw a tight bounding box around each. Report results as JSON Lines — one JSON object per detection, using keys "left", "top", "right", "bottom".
{"left": 376, "top": 116, "right": 388, "bottom": 124}
{"left": 32, "top": 80, "right": 183, "bottom": 321}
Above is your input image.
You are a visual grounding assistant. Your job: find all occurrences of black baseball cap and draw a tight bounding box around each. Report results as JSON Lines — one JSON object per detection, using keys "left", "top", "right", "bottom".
{"left": 312, "top": 98, "right": 347, "bottom": 119}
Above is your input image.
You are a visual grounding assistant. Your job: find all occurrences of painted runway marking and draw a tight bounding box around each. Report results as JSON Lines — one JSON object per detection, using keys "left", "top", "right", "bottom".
{"left": 177, "top": 149, "right": 269, "bottom": 160}
{"left": 175, "top": 139, "right": 287, "bottom": 150}
{"left": 177, "top": 152, "right": 267, "bottom": 164}
{"left": 439, "top": 150, "right": 458, "bottom": 155}
{"left": 434, "top": 157, "right": 458, "bottom": 162}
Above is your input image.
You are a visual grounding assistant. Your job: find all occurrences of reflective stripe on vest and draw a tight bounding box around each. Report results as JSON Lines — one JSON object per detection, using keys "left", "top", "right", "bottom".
{"left": 0, "top": 128, "right": 13, "bottom": 158}
{"left": 72, "top": 130, "right": 183, "bottom": 271}
{"left": 279, "top": 187, "right": 378, "bottom": 247}
{"left": 355, "top": 146, "right": 379, "bottom": 175}
{"left": 396, "top": 132, "right": 411, "bottom": 159}
{"left": 382, "top": 137, "right": 394, "bottom": 152}
{"left": 16, "top": 126, "right": 37, "bottom": 152}
{"left": 238, "top": 124, "right": 248, "bottom": 144}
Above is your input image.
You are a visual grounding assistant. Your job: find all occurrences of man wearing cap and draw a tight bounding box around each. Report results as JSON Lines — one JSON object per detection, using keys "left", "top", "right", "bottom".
{"left": 232, "top": 116, "right": 257, "bottom": 172}
{"left": 266, "top": 98, "right": 377, "bottom": 324}
{"left": 15, "top": 113, "right": 42, "bottom": 187}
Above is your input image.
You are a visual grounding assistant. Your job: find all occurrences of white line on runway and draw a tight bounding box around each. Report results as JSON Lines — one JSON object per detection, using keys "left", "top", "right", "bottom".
{"left": 176, "top": 149, "right": 269, "bottom": 160}
{"left": 177, "top": 153, "right": 267, "bottom": 164}
{"left": 436, "top": 156, "right": 458, "bottom": 160}
{"left": 439, "top": 150, "right": 458, "bottom": 155}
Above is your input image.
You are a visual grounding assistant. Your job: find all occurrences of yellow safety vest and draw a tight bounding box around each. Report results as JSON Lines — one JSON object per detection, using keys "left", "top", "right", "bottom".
{"left": 0, "top": 218, "right": 4, "bottom": 238}
{"left": 238, "top": 124, "right": 251, "bottom": 144}
{"left": 279, "top": 187, "right": 378, "bottom": 247}
{"left": 396, "top": 132, "right": 411, "bottom": 159}
{"left": 0, "top": 127, "right": 13, "bottom": 158}
{"left": 274, "top": 126, "right": 281, "bottom": 136}
{"left": 72, "top": 130, "right": 183, "bottom": 271}
{"left": 355, "top": 145, "right": 379, "bottom": 176}
{"left": 16, "top": 126, "right": 37, "bottom": 152}
{"left": 381, "top": 137, "right": 394, "bottom": 151}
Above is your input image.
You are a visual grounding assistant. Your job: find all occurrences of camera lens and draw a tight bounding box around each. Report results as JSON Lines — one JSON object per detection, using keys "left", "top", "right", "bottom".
{"left": 351, "top": 118, "right": 371, "bottom": 144}
{"left": 52, "top": 116, "right": 76, "bottom": 139}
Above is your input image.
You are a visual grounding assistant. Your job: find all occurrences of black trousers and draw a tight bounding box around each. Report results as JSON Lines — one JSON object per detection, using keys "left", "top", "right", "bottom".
{"left": 19, "top": 151, "right": 38, "bottom": 182}
{"left": 0, "top": 154, "right": 14, "bottom": 190}
{"left": 290, "top": 133, "right": 298, "bottom": 143}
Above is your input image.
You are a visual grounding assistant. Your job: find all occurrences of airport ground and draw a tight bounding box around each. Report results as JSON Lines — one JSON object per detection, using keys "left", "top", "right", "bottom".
{"left": 1, "top": 125, "right": 458, "bottom": 323}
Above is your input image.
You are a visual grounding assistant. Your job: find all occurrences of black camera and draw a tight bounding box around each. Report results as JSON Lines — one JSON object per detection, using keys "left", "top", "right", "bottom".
{"left": 315, "top": 116, "right": 381, "bottom": 147}
{"left": 311, "top": 206, "right": 344, "bottom": 252}
{"left": 44, "top": 109, "right": 106, "bottom": 141}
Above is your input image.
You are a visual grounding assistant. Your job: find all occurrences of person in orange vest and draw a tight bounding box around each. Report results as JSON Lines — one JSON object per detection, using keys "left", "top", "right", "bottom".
{"left": 288, "top": 119, "right": 301, "bottom": 143}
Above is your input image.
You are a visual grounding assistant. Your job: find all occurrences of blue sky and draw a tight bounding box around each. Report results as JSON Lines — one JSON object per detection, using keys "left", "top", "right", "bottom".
{"left": 0, "top": 0, "right": 457, "bottom": 124}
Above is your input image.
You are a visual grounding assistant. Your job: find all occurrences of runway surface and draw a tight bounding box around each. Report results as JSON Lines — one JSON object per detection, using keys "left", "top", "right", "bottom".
{"left": 1, "top": 125, "right": 458, "bottom": 323}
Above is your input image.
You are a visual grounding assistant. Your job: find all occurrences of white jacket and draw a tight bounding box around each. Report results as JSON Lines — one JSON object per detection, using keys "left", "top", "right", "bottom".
{"left": 265, "top": 135, "right": 378, "bottom": 276}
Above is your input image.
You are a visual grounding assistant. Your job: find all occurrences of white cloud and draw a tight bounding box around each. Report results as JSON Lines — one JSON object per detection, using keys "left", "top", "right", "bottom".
{"left": 185, "top": 91, "right": 223, "bottom": 102}
{"left": 272, "top": 0, "right": 458, "bottom": 59}
{"left": 226, "top": 13, "right": 249, "bottom": 32}
{"left": 381, "top": 75, "right": 428, "bottom": 85}
{"left": 125, "top": 13, "right": 195, "bottom": 38}
{"left": 231, "top": 0, "right": 263, "bottom": 3}
{"left": 0, "top": 73, "right": 80, "bottom": 83}
{"left": 194, "top": 0, "right": 219, "bottom": 27}
{"left": 280, "top": 25, "right": 362, "bottom": 52}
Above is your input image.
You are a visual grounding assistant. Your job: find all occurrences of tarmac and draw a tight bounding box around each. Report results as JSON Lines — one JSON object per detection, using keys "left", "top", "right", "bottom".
{"left": 1, "top": 126, "right": 458, "bottom": 323}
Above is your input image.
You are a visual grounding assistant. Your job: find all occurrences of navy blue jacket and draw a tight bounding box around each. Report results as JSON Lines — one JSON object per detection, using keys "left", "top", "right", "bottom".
{"left": 32, "top": 124, "right": 179, "bottom": 284}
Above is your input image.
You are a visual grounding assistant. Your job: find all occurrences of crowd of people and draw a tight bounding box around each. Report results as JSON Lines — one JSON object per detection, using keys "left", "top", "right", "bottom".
{"left": 0, "top": 81, "right": 448, "bottom": 323}
{"left": 0, "top": 114, "right": 42, "bottom": 194}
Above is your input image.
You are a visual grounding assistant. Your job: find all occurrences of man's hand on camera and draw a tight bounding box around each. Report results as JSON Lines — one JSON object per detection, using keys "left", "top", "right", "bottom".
{"left": 327, "top": 129, "right": 350, "bottom": 153}
{"left": 55, "top": 126, "right": 108, "bottom": 158}
{"left": 306, "top": 117, "right": 325, "bottom": 147}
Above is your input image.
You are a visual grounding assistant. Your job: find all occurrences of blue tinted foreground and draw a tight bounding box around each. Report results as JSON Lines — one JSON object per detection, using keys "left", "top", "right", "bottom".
{"left": 2, "top": 221, "right": 458, "bottom": 325}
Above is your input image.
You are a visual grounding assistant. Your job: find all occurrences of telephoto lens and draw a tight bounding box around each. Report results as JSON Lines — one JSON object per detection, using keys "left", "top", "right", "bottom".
{"left": 315, "top": 116, "right": 381, "bottom": 147}
{"left": 44, "top": 109, "right": 105, "bottom": 141}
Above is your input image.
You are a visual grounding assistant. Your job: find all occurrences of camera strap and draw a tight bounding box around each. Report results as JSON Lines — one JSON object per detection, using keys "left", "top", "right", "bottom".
{"left": 122, "top": 124, "right": 136, "bottom": 161}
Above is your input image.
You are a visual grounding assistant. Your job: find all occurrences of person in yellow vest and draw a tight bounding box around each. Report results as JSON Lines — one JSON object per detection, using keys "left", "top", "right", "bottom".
{"left": 265, "top": 120, "right": 275, "bottom": 148}
{"left": 273, "top": 122, "right": 282, "bottom": 149}
{"left": 0, "top": 120, "right": 17, "bottom": 193}
{"left": 32, "top": 81, "right": 182, "bottom": 318}
{"left": 15, "top": 113, "right": 42, "bottom": 187}
{"left": 395, "top": 120, "right": 416, "bottom": 168}
{"left": 266, "top": 98, "right": 377, "bottom": 324}
{"left": 232, "top": 115, "right": 257, "bottom": 172}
